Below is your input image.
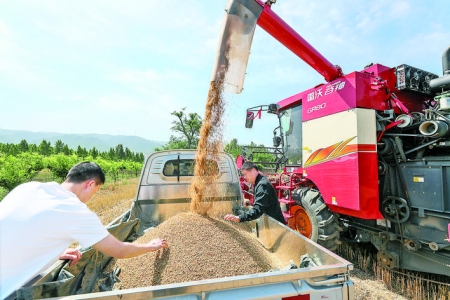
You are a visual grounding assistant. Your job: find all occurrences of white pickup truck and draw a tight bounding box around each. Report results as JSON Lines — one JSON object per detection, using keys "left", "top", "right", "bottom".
{"left": 15, "top": 150, "right": 354, "bottom": 300}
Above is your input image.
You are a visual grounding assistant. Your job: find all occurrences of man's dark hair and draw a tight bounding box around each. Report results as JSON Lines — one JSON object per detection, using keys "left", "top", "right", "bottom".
{"left": 240, "top": 161, "right": 259, "bottom": 171}
{"left": 66, "top": 161, "right": 106, "bottom": 185}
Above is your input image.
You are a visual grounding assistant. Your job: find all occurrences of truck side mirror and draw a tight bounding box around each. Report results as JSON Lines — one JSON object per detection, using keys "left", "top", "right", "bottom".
{"left": 273, "top": 136, "right": 282, "bottom": 147}
{"left": 245, "top": 111, "right": 254, "bottom": 128}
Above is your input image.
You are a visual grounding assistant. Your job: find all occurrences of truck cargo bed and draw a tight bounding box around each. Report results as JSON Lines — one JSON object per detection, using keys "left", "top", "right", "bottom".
{"left": 16, "top": 150, "right": 353, "bottom": 300}
{"left": 54, "top": 213, "right": 354, "bottom": 300}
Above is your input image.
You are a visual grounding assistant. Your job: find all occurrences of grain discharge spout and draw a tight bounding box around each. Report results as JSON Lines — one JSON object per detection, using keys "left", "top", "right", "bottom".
{"left": 211, "top": 0, "right": 343, "bottom": 94}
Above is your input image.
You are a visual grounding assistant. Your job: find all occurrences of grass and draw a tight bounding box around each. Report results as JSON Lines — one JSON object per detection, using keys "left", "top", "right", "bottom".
{"left": 373, "top": 264, "right": 450, "bottom": 300}
{"left": 87, "top": 177, "right": 139, "bottom": 225}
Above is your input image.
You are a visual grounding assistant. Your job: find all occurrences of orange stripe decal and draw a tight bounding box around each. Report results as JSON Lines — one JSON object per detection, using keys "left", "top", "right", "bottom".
{"left": 312, "top": 142, "right": 341, "bottom": 163}
{"left": 305, "top": 140, "right": 376, "bottom": 167}
{"left": 330, "top": 137, "right": 356, "bottom": 158}
{"left": 305, "top": 148, "right": 322, "bottom": 165}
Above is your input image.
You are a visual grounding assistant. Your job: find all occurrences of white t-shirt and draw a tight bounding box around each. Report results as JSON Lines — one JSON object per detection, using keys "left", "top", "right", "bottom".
{"left": 0, "top": 182, "right": 109, "bottom": 299}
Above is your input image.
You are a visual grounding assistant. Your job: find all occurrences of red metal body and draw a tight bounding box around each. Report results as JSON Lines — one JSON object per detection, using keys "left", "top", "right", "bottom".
{"left": 247, "top": 1, "right": 431, "bottom": 221}
{"left": 276, "top": 67, "right": 430, "bottom": 220}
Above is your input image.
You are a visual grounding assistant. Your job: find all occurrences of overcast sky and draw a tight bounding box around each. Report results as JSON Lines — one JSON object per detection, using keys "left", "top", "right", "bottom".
{"left": 1, "top": 0, "right": 449, "bottom": 146}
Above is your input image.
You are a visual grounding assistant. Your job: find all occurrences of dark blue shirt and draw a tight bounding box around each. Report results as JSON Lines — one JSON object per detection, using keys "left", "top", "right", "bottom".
{"left": 238, "top": 174, "right": 285, "bottom": 223}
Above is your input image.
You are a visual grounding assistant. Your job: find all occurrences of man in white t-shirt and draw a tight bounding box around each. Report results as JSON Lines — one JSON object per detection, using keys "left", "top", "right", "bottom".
{"left": 0, "top": 161, "right": 168, "bottom": 299}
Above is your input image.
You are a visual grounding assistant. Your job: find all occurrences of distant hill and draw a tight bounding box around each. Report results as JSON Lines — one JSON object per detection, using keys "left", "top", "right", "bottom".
{"left": 0, "top": 129, "right": 164, "bottom": 155}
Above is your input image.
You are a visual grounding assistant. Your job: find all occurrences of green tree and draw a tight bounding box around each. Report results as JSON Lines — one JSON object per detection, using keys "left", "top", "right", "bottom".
{"left": 156, "top": 108, "right": 202, "bottom": 150}
{"left": 126, "top": 161, "right": 142, "bottom": 177}
{"left": 38, "top": 140, "right": 53, "bottom": 156}
{"left": 0, "top": 143, "right": 19, "bottom": 155}
{"left": 137, "top": 152, "right": 145, "bottom": 162}
{"left": 124, "top": 147, "right": 133, "bottom": 161}
{"left": 0, "top": 153, "right": 44, "bottom": 191}
{"left": 18, "top": 139, "right": 29, "bottom": 153}
{"left": 29, "top": 143, "right": 38, "bottom": 153}
{"left": 89, "top": 147, "right": 99, "bottom": 159}
{"left": 224, "top": 138, "right": 242, "bottom": 159}
{"left": 62, "top": 144, "right": 71, "bottom": 155}
{"left": 54, "top": 139, "right": 65, "bottom": 154}
{"left": 115, "top": 144, "right": 125, "bottom": 161}
{"left": 97, "top": 159, "right": 120, "bottom": 182}
{"left": 108, "top": 147, "right": 116, "bottom": 161}
{"left": 76, "top": 146, "right": 88, "bottom": 159}
{"left": 44, "top": 154, "right": 78, "bottom": 181}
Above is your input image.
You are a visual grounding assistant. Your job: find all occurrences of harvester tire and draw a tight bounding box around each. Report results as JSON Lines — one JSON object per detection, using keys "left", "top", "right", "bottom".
{"left": 292, "top": 187, "right": 342, "bottom": 251}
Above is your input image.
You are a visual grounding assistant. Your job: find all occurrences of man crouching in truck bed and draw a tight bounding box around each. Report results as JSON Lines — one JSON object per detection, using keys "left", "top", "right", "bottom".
{"left": 0, "top": 161, "right": 169, "bottom": 299}
{"left": 224, "top": 161, "right": 285, "bottom": 224}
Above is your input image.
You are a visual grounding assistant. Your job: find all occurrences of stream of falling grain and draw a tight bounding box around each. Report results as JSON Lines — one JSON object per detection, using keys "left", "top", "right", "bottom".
{"left": 189, "top": 48, "right": 229, "bottom": 216}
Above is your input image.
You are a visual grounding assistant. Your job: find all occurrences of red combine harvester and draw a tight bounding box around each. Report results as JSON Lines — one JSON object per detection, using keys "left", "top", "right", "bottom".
{"left": 213, "top": 0, "right": 450, "bottom": 276}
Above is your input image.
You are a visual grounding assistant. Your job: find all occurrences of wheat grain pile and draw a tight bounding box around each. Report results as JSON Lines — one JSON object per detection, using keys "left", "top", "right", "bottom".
{"left": 114, "top": 212, "right": 283, "bottom": 289}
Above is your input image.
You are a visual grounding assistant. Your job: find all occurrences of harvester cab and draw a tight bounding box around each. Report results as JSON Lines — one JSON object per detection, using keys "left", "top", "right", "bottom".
{"left": 214, "top": 0, "right": 450, "bottom": 277}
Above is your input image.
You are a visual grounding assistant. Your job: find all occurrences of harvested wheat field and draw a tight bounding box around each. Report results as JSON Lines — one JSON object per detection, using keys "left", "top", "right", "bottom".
{"left": 114, "top": 212, "right": 284, "bottom": 289}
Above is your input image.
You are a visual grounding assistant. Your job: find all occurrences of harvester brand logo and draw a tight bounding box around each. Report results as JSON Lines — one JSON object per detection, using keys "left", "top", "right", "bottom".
{"left": 304, "top": 136, "right": 376, "bottom": 167}
{"left": 306, "top": 80, "right": 346, "bottom": 102}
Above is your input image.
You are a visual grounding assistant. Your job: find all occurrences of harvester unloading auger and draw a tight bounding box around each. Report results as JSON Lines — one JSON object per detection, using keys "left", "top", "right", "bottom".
{"left": 213, "top": 0, "right": 450, "bottom": 277}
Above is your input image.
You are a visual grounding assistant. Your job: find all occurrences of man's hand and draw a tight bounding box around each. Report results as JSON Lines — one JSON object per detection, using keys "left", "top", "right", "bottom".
{"left": 148, "top": 238, "right": 169, "bottom": 251}
{"left": 224, "top": 214, "right": 240, "bottom": 223}
{"left": 243, "top": 199, "right": 252, "bottom": 206}
{"left": 94, "top": 234, "right": 169, "bottom": 258}
{"left": 59, "top": 248, "right": 82, "bottom": 266}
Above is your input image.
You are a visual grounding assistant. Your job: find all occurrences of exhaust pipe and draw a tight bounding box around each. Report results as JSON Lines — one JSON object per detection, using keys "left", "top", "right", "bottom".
{"left": 418, "top": 120, "right": 450, "bottom": 138}
{"left": 430, "top": 46, "right": 450, "bottom": 93}
{"left": 443, "top": 45, "right": 450, "bottom": 76}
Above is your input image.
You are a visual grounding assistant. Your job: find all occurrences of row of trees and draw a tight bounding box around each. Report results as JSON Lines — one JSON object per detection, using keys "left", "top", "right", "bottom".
{"left": 0, "top": 139, "right": 146, "bottom": 196}
{"left": 0, "top": 153, "right": 141, "bottom": 191}
{"left": 0, "top": 139, "right": 145, "bottom": 162}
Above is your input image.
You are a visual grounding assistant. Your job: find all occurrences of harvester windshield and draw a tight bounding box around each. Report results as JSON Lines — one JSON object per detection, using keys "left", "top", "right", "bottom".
{"left": 280, "top": 105, "right": 302, "bottom": 166}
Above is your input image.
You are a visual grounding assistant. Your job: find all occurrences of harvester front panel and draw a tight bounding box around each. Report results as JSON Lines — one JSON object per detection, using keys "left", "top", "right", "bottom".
{"left": 302, "top": 108, "right": 382, "bottom": 219}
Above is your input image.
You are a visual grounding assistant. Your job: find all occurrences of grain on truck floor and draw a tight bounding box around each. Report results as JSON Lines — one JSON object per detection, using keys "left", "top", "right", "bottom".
{"left": 114, "top": 212, "right": 284, "bottom": 289}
